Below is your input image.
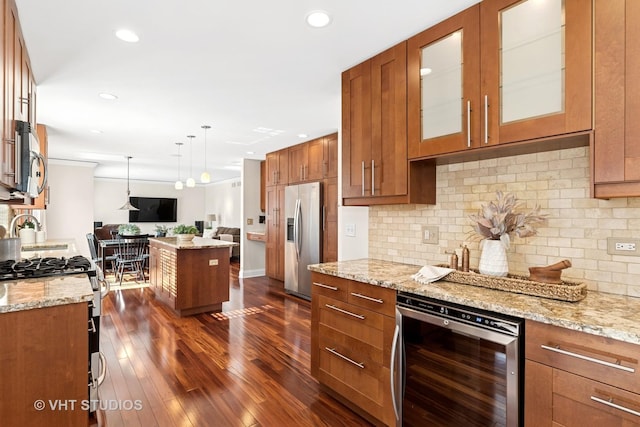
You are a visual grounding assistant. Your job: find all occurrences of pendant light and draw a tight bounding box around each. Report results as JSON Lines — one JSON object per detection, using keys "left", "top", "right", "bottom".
{"left": 186, "top": 135, "right": 196, "bottom": 187}
{"left": 118, "top": 156, "right": 139, "bottom": 210}
{"left": 174, "top": 142, "right": 184, "bottom": 190}
{"left": 200, "top": 125, "right": 211, "bottom": 183}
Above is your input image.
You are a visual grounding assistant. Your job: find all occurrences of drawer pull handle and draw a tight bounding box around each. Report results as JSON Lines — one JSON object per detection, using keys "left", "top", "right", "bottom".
{"left": 325, "top": 347, "right": 364, "bottom": 369}
{"left": 351, "top": 292, "right": 383, "bottom": 304}
{"left": 313, "top": 282, "right": 338, "bottom": 291}
{"left": 325, "top": 304, "right": 365, "bottom": 320}
{"left": 590, "top": 395, "right": 640, "bottom": 417}
{"left": 541, "top": 344, "right": 635, "bottom": 373}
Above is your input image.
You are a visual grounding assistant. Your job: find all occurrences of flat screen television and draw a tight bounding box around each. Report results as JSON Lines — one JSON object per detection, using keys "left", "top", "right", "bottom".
{"left": 128, "top": 197, "right": 177, "bottom": 223}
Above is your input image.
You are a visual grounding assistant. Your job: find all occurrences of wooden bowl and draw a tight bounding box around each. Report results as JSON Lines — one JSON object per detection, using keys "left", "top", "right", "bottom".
{"left": 528, "top": 267, "right": 562, "bottom": 284}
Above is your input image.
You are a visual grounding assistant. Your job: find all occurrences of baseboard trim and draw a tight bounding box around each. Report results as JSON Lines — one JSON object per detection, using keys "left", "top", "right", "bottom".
{"left": 240, "top": 268, "right": 265, "bottom": 278}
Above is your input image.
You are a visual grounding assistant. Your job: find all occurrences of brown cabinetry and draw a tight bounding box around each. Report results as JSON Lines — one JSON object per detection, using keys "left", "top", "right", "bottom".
{"left": 408, "top": 0, "right": 592, "bottom": 159}
{"left": 265, "top": 184, "right": 285, "bottom": 280}
{"left": 525, "top": 320, "right": 640, "bottom": 426}
{"left": 0, "top": 303, "right": 88, "bottom": 425}
{"left": 265, "top": 132, "right": 338, "bottom": 279}
{"left": 311, "top": 272, "right": 397, "bottom": 426}
{"left": 265, "top": 148, "right": 288, "bottom": 186}
{"left": 2, "top": 0, "right": 37, "bottom": 190}
{"left": 342, "top": 41, "right": 435, "bottom": 206}
{"left": 593, "top": 0, "right": 640, "bottom": 198}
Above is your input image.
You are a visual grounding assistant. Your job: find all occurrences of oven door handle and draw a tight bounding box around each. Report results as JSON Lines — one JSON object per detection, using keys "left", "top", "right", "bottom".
{"left": 99, "top": 277, "right": 110, "bottom": 299}
{"left": 97, "top": 351, "right": 107, "bottom": 386}
{"left": 390, "top": 324, "right": 401, "bottom": 421}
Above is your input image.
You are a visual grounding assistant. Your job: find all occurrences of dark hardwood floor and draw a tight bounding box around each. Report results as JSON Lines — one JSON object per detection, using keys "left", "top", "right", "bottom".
{"left": 92, "top": 261, "right": 372, "bottom": 426}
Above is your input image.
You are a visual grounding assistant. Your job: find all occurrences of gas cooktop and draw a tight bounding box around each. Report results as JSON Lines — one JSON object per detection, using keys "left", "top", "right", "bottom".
{"left": 0, "top": 255, "right": 94, "bottom": 281}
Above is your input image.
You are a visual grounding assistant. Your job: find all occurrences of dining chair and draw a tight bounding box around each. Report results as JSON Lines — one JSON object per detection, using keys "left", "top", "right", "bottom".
{"left": 114, "top": 235, "right": 149, "bottom": 285}
{"left": 86, "top": 232, "right": 117, "bottom": 272}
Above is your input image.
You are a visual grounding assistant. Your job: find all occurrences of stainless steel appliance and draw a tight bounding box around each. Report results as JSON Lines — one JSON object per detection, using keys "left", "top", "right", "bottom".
{"left": 15, "top": 120, "right": 47, "bottom": 198}
{"left": 394, "top": 292, "right": 523, "bottom": 426}
{"left": 284, "top": 181, "right": 322, "bottom": 300}
{"left": 0, "top": 255, "right": 108, "bottom": 413}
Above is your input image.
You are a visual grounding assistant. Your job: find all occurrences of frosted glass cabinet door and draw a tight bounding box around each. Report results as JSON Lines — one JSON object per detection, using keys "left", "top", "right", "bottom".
{"left": 408, "top": 5, "right": 480, "bottom": 159}
{"left": 421, "top": 31, "right": 463, "bottom": 140}
{"left": 481, "top": 0, "right": 592, "bottom": 145}
{"left": 500, "top": 0, "right": 563, "bottom": 123}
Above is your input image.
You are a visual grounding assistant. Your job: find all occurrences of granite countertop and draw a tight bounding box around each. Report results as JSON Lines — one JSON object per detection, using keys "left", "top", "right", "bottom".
{"left": 20, "top": 239, "right": 77, "bottom": 259}
{"left": 149, "top": 236, "right": 238, "bottom": 250}
{"left": 0, "top": 273, "right": 94, "bottom": 314}
{"left": 308, "top": 258, "right": 640, "bottom": 345}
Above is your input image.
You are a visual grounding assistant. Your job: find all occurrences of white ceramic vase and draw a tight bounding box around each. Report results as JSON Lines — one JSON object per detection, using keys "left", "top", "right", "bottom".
{"left": 19, "top": 228, "right": 35, "bottom": 245}
{"left": 478, "top": 239, "right": 509, "bottom": 277}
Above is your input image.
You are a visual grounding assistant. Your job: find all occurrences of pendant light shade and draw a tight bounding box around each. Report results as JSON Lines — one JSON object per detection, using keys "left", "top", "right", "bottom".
{"left": 175, "top": 142, "right": 184, "bottom": 190}
{"left": 186, "top": 135, "right": 196, "bottom": 187}
{"left": 200, "top": 125, "right": 211, "bottom": 183}
{"left": 118, "top": 156, "right": 139, "bottom": 210}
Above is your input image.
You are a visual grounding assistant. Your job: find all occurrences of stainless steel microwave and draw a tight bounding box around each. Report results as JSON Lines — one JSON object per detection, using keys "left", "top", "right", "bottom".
{"left": 15, "top": 120, "right": 47, "bottom": 198}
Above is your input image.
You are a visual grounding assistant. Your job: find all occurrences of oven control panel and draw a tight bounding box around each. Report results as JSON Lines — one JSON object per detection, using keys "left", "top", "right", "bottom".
{"left": 397, "top": 292, "right": 521, "bottom": 336}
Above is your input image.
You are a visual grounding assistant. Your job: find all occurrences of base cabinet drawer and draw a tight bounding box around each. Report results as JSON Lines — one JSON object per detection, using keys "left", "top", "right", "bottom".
{"left": 311, "top": 272, "right": 397, "bottom": 426}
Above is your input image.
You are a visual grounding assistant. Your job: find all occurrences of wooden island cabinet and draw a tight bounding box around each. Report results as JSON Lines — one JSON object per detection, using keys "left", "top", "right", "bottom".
{"left": 148, "top": 237, "right": 237, "bottom": 317}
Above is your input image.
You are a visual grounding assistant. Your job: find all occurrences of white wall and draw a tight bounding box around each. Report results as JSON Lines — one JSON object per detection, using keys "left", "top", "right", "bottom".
{"left": 204, "top": 179, "right": 242, "bottom": 228}
{"left": 241, "top": 159, "right": 266, "bottom": 277}
{"left": 93, "top": 179, "right": 206, "bottom": 235}
{"left": 46, "top": 160, "right": 96, "bottom": 259}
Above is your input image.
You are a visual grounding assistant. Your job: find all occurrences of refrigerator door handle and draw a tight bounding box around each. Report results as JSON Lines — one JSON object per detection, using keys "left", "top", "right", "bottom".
{"left": 296, "top": 198, "right": 303, "bottom": 259}
{"left": 293, "top": 199, "right": 300, "bottom": 260}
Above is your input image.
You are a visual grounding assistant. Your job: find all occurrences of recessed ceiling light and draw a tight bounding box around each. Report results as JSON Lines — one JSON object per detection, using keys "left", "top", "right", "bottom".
{"left": 246, "top": 151, "right": 255, "bottom": 155}
{"left": 99, "top": 93, "right": 118, "bottom": 100}
{"left": 306, "top": 10, "right": 331, "bottom": 28}
{"left": 90, "top": 129, "right": 103, "bottom": 134}
{"left": 298, "top": 133, "right": 308, "bottom": 138}
{"left": 115, "top": 29, "right": 139, "bottom": 43}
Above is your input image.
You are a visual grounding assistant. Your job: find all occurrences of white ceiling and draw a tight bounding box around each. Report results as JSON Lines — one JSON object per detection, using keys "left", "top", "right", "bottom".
{"left": 15, "top": 0, "right": 479, "bottom": 184}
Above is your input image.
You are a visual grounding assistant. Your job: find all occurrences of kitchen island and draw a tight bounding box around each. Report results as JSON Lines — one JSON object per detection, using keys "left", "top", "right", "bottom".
{"left": 148, "top": 237, "right": 238, "bottom": 316}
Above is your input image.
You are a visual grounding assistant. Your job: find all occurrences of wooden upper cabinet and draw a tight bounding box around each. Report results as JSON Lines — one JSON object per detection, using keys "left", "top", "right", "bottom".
{"left": 481, "top": 0, "right": 592, "bottom": 145}
{"left": 322, "top": 132, "right": 338, "bottom": 179}
{"left": 342, "top": 42, "right": 408, "bottom": 200}
{"left": 408, "top": 0, "right": 592, "bottom": 159}
{"left": 593, "top": 0, "right": 640, "bottom": 198}
{"left": 306, "top": 137, "right": 324, "bottom": 181}
{"left": 265, "top": 148, "right": 288, "bottom": 186}
{"left": 408, "top": 5, "right": 481, "bottom": 158}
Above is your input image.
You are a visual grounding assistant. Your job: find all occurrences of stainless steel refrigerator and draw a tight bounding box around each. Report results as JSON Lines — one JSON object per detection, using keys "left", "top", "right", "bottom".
{"left": 284, "top": 181, "right": 322, "bottom": 300}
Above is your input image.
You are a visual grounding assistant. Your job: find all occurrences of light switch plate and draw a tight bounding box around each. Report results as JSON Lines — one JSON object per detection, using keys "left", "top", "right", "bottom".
{"left": 421, "top": 226, "right": 439, "bottom": 244}
{"left": 607, "top": 237, "right": 640, "bottom": 256}
{"left": 209, "top": 259, "right": 219, "bottom": 266}
{"left": 247, "top": 218, "right": 253, "bottom": 225}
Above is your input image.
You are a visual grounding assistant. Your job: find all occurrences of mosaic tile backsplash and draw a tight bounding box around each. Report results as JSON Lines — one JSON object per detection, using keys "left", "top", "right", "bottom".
{"left": 369, "top": 146, "right": 640, "bottom": 297}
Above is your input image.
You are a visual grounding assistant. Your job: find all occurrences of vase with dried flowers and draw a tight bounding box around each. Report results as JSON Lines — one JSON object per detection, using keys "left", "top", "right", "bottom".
{"left": 469, "top": 191, "right": 546, "bottom": 276}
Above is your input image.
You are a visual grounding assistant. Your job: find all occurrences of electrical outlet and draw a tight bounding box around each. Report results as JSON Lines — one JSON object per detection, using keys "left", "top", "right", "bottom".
{"left": 247, "top": 218, "right": 253, "bottom": 225}
{"left": 345, "top": 223, "right": 356, "bottom": 237}
{"left": 209, "top": 259, "right": 219, "bottom": 266}
{"left": 607, "top": 237, "right": 640, "bottom": 256}
{"left": 421, "top": 226, "right": 439, "bottom": 244}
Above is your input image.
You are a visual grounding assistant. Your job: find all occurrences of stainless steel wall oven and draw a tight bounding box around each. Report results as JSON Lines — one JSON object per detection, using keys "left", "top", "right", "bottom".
{"left": 394, "top": 292, "right": 523, "bottom": 426}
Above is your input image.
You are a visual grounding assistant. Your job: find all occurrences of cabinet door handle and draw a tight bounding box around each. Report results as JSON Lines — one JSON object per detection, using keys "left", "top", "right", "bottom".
{"left": 361, "top": 161, "right": 365, "bottom": 196}
{"left": 88, "top": 318, "right": 96, "bottom": 333}
{"left": 313, "top": 282, "right": 338, "bottom": 291}
{"left": 322, "top": 205, "right": 326, "bottom": 231}
{"left": 300, "top": 165, "right": 303, "bottom": 180}
{"left": 351, "top": 292, "right": 383, "bottom": 304}
{"left": 325, "top": 347, "right": 364, "bottom": 369}
{"left": 590, "top": 395, "right": 640, "bottom": 417}
{"left": 540, "top": 344, "right": 635, "bottom": 373}
{"left": 371, "top": 160, "right": 375, "bottom": 196}
{"left": 325, "top": 303, "right": 365, "bottom": 320}
{"left": 484, "top": 95, "right": 489, "bottom": 144}
{"left": 467, "top": 100, "right": 471, "bottom": 148}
